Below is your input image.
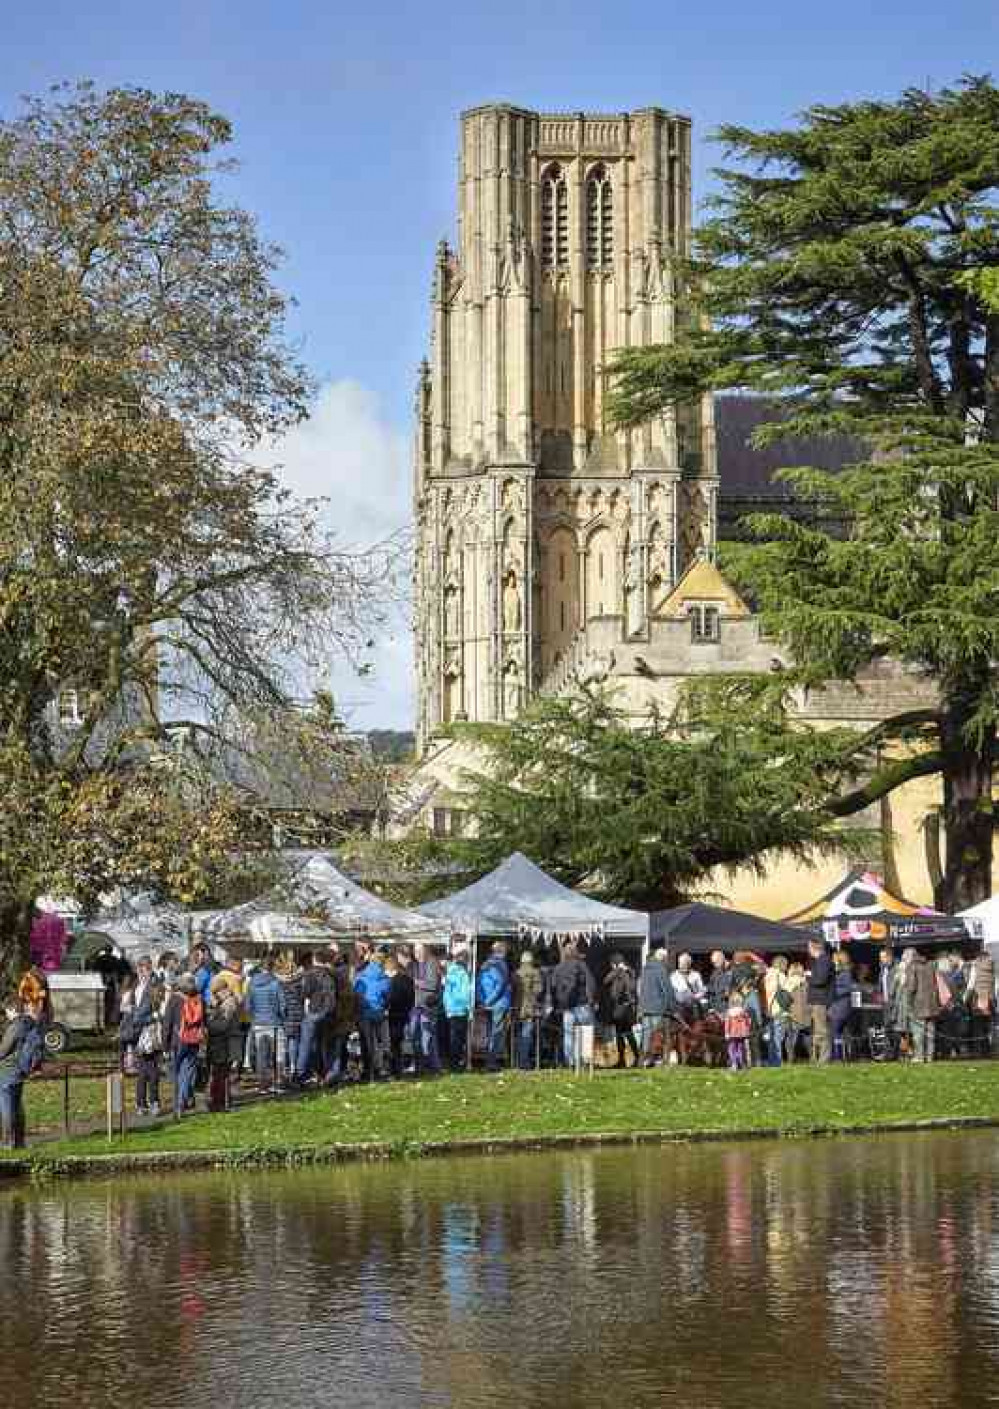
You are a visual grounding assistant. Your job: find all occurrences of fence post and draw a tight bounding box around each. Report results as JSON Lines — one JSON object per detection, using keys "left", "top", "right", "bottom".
{"left": 62, "top": 1065, "right": 70, "bottom": 1136}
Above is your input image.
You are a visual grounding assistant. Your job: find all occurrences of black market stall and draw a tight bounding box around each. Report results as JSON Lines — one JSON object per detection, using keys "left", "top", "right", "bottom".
{"left": 649, "top": 901, "right": 813, "bottom": 961}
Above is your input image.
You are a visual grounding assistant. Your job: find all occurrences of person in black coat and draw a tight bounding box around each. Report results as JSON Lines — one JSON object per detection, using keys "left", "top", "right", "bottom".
{"left": 807, "top": 938, "right": 835, "bottom": 1063}
{"left": 551, "top": 944, "right": 597, "bottom": 1068}
{"left": 603, "top": 954, "right": 639, "bottom": 1069}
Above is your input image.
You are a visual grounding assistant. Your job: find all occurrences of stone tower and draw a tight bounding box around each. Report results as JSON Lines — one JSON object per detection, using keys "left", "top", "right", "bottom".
{"left": 414, "top": 104, "right": 718, "bottom": 750}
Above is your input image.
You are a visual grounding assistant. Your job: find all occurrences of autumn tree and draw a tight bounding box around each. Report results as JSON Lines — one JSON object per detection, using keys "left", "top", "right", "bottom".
{"left": 608, "top": 77, "right": 999, "bottom": 911}
{"left": 0, "top": 83, "right": 385, "bottom": 974}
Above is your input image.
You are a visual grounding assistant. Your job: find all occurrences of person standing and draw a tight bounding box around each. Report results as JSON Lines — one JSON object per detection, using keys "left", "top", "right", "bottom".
{"left": 514, "top": 950, "right": 543, "bottom": 1070}
{"left": 326, "top": 952, "right": 357, "bottom": 1088}
{"left": 0, "top": 993, "right": 44, "bottom": 1148}
{"left": 638, "top": 947, "right": 674, "bottom": 1067}
{"left": 411, "top": 942, "right": 444, "bottom": 1076}
{"left": 551, "top": 943, "right": 596, "bottom": 1069}
{"left": 828, "top": 950, "right": 856, "bottom": 1061}
{"left": 280, "top": 956, "right": 306, "bottom": 1081}
{"left": 670, "top": 953, "right": 706, "bottom": 1021}
{"left": 296, "top": 953, "right": 335, "bottom": 1084}
{"left": 443, "top": 947, "right": 472, "bottom": 1071}
{"left": 477, "top": 942, "right": 513, "bottom": 1072}
{"left": 785, "top": 962, "right": 810, "bottom": 1062}
{"left": 246, "top": 958, "right": 286, "bottom": 1091}
{"left": 965, "top": 948, "right": 996, "bottom": 1052}
{"left": 905, "top": 949, "right": 941, "bottom": 1062}
{"left": 706, "top": 951, "right": 734, "bottom": 1014}
{"left": 206, "top": 974, "right": 243, "bottom": 1112}
{"left": 130, "top": 956, "right": 163, "bottom": 1116}
{"left": 724, "top": 994, "right": 752, "bottom": 1072}
{"left": 354, "top": 949, "right": 391, "bottom": 1081}
{"left": 807, "top": 938, "right": 834, "bottom": 1064}
{"left": 167, "top": 975, "right": 204, "bottom": 1115}
{"left": 763, "top": 955, "right": 793, "bottom": 1068}
{"left": 603, "top": 954, "right": 640, "bottom": 1069}
{"left": 387, "top": 951, "right": 415, "bottom": 1076}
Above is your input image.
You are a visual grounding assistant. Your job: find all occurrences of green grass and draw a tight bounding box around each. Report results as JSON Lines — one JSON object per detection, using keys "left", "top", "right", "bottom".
{"left": 6, "top": 1061, "right": 999, "bottom": 1168}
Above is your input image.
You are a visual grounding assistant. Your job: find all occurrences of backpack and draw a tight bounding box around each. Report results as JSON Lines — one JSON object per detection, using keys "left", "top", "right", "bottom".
{"left": 16, "top": 1022, "right": 45, "bottom": 1079}
{"left": 773, "top": 986, "right": 793, "bottom": 1015}
{"left": 179, "top": 996, "right": 205, "bottom": 1046}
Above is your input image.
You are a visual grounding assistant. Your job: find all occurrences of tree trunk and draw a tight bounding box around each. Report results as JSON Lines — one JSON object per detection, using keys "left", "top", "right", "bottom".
{"left": 0, "top": 899, "right": 35, "bottom": 989}
{"left": 935, "top": 698, "right": 995, "bottom": 912}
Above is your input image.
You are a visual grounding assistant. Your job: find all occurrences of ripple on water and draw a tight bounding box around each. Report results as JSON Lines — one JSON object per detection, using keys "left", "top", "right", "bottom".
{"left": 4, "top": 1131, "right": 999, "bottom": 1408}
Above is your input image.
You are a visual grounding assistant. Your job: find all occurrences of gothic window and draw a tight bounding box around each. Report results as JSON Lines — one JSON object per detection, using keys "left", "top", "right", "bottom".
{"left": 541, "top": 165, "right": 569, "bottom": 268}
{"left": 586, "top": 166, "right": 613, "bottom": 268}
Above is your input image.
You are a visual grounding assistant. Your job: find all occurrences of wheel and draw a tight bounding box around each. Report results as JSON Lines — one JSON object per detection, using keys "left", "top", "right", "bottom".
{"left": 43, "top": 1023, "right": 71, "bottom": 1057}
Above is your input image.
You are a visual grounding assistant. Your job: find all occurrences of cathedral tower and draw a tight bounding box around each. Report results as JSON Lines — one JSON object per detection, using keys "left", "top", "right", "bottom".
{"left": 414, "top": 104, "right": 717, "bottom": 750}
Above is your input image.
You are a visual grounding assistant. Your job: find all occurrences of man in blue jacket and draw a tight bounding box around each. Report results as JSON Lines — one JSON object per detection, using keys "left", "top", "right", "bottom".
{"left": 246, "top": 958, "right": 287, "bottom": 1090}
{"left": 476, "top": 942, "right": 512, "bottom": 1072}
{"left": 354, "top": 949, "right": 391, "bottom": 1081}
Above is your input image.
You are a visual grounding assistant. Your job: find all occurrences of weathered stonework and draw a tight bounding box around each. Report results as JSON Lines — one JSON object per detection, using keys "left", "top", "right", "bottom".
{"left": 408, "top": 104, "right": 952, "bottom": 915}
{"left": 414, "top": 104, "right": 716, "bottom": 748}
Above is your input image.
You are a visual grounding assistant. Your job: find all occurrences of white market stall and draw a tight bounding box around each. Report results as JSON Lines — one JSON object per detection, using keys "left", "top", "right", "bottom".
{"left": 418, "top": 850, "right": 649, "bottom": 950}
{"left": 419, "top": 852, "right": 649, "bottom": 1068}
{"left": 202, "top": 851, "right": 449, "bottom": 954}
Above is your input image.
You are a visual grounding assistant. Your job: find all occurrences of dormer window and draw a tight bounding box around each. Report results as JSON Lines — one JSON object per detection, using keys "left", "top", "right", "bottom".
{"left": 689, "top": 604, "right": 721, "bottom": 643}
{"left": 57, "top": 688, "right": 83, "bottom": 727}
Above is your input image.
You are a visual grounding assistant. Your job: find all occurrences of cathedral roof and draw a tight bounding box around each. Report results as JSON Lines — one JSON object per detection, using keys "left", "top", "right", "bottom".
{"left": 656, "top": 557, "right": 751, "bottom": 619}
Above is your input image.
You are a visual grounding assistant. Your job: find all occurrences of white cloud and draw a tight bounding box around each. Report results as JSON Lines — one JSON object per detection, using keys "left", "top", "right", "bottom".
{"left": 268, "top": 379, "right": 416, "bottom": 732}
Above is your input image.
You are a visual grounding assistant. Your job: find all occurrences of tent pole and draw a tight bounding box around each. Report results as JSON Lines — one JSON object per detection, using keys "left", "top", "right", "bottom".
{"left": 467, "top": 927, "right": 478, "bottom": 1073}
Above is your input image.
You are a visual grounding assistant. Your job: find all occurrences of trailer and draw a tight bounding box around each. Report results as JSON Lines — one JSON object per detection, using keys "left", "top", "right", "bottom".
{"left": 45, "top": 971, "right": 107, "bottom": 1055}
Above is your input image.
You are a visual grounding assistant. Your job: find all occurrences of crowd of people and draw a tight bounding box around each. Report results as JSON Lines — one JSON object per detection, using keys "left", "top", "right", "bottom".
{"left": 1, "top": 931, "right": 995, "bottom": 1147}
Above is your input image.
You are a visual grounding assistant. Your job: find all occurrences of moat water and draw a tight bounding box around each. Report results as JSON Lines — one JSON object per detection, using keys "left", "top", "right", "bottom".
{"left": 3, "top": 1130, "right": 999, "bottom": 1407}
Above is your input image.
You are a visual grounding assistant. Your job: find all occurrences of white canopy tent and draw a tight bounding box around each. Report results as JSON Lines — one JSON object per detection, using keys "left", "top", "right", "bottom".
{"left": 202, "top": 851, "right": 449, "bottom": 950}
{"left": 84, "top": 901, "right": 193, "bottom": 963}
{"left": 419, "top": 851, "right": 649, "bottom": 947}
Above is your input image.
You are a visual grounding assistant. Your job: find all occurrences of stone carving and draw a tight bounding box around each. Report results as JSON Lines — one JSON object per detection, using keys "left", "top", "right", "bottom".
{"left": 503, "top": 570, "right": 522, "bottom": 632}
{"left": 444, "top": 586, "right": 460, "bottom": 639}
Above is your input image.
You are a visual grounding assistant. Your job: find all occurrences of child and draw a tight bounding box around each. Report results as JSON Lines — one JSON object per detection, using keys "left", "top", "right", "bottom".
{"left": 724, "top": 994, "right": 752, "bottom": 1072}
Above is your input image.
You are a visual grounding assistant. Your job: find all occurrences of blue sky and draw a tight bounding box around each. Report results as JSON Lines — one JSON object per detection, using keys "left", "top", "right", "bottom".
{"left": 1, "top": 0, "right": 993, "bottom": 725}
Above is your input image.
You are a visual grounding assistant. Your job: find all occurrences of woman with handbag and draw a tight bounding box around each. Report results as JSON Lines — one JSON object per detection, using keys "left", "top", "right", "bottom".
{"left": 131, "top": 956, "right": 164, "bottom": 1116}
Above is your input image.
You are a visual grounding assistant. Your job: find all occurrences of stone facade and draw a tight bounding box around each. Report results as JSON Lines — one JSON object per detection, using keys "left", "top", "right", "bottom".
{"left": 407, "top": 104, "right": 954, "bottom": 914}
{"left": 414, "top": 104, "right": 717, "bottom": 748}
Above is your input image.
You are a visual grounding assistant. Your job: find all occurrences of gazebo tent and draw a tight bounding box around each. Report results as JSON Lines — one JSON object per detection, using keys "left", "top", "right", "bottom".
{"left": 418, "top": 851, "right": 649, "bottom": 946}
{"left": 204, "top": 851, "right": 448, "bottom": 949}
{"left": 783, "top": 867, "right": 971, "bottom": 947}
{"left": 82, "top": 900, "right": 193, "bottom": 964}
{"left": 649, "top": 902, "right": 812, "bottom": 957}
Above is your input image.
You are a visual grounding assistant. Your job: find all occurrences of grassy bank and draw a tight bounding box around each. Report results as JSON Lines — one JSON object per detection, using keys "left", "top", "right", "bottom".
{"left": 4, "top": 1061, "right": 999, "bottom": 1174}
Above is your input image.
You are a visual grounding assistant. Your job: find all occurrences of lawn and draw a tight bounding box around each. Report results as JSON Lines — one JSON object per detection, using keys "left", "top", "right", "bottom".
{"left": 6, "top": 1060, "right": 999, "bottom": 1172}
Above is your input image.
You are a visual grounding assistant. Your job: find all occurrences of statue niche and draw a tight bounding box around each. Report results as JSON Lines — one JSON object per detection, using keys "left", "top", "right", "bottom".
{"left": 502, "top": 569, "right": 522, "bottom": 633}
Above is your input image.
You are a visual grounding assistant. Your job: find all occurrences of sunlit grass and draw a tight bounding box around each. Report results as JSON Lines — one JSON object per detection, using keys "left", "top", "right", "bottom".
{"left": 6, "top": 1060, "right": 999, "bottom": 1170}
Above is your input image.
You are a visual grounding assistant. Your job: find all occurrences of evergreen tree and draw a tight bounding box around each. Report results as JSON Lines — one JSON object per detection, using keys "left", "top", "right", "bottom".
{"left": 608, "top": 77, "right": 999, "bottom": 910}
{"left": 424, "top": 683, "right": 880, "bottom": 911}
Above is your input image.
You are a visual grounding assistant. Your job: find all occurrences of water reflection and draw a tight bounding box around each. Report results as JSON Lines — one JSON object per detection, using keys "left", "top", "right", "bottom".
{"left": 3, "top": 1133, "right": 999, "bottom": 1407}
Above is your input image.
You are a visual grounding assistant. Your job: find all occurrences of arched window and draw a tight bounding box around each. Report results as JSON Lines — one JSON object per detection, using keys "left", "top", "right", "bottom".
{"left": 586, "top": 165, "right": 613, "bottom": 269}
{"left": 541, "top": 165, "right": 569, "bottom": 269}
